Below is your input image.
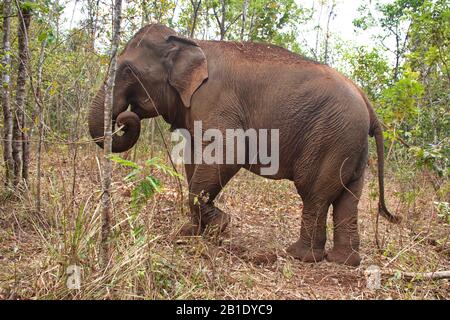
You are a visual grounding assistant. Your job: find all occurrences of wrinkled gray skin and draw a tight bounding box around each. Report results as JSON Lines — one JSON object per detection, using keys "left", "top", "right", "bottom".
{"left": 89, "top": 24, "right": 400, "bottom": 266}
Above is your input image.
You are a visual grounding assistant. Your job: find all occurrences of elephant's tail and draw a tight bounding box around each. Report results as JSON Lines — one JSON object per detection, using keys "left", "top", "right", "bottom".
{"left": 363, "top": 93, "right": 402, "bottom": 224}
{"left": 371, "top": 120, "right": 402, "bottom": 224}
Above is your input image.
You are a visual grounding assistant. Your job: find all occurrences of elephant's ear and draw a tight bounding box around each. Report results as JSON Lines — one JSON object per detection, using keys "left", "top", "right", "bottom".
{"left": 165, "top": 35, "right": 208, "bottom": 108}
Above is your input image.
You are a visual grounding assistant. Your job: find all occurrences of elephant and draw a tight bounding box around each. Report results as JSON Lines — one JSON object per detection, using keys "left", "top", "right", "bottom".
{"left": 88, "top": 23, "right": 401, "bottom": 267}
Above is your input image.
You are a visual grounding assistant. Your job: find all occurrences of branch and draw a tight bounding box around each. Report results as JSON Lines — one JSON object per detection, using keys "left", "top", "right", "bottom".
{"left": 212, "top": 6, "right": 222, "bottom": 29}
{"left": 365, "top": 265, "right": 450, "bottom": 290}
{"left": 380, "top": 121, "right": 411, "bottom": 148}
{"left": 382, "top": 270, "right": 450, "bottom": 281}
{"left": 225, "top": 13, "right": 243, "bottom": 34}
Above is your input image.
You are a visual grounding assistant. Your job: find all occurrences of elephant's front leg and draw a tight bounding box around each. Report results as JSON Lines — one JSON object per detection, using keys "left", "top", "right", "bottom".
{"left": 184, "top": 163, "right": 195, "bottom": 186}
{"left": 179, "top": 163, "right": 240, "bottom": 236}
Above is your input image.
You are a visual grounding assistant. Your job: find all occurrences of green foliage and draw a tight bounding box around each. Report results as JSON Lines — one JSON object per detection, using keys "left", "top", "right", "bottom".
{"left": 378, "top": 68, "right": 424, "bottom": 126}
{"left": 347, "top": 0, "right": 449, "bottom": 187}
{"left": 110, "top": 155, "right": 181, "bottom": 212}
{"left": 110, "top": 155, "right": 182, "bottom": 241}
{"left": 408, "top": 0, "right": 449, "bottom": 75}
{"left": 352, "top": 4, "right": 376, "bottom": 31}
{"left": 406, "top": 0, "right": 449, "bottom": 146}
{"left": 410, "top": 143, "right": 449, "bottom": 178}
{"left": 342, "top": 46, "right": 391, "bottom": 100}
{"left": 176, "top": 0, "right": 308, "bottom": 53}
{"left": 434, "top": 201, "right": 450, "bottom": 224}
{"left": 353, "top": 0, "right": 426, "bottom": 81}
{"left": 376, "top": 0, "right": 424, "bottom": 30}
{"left": 246, "top": 0, "right": 305, "bottom": 44}
{"left": 144, "top": 0, "right": 177, "bottom": 26}
{"left": 21, "top": 1, "right": 45, "bottom": 12}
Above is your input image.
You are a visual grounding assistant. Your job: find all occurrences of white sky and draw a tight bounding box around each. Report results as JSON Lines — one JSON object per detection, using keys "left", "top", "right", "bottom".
{"left": 299, "top": 0, "right": 371, "bottom": 46}
{"left": 298, "top": 1, "right": 395, "bottom": 49}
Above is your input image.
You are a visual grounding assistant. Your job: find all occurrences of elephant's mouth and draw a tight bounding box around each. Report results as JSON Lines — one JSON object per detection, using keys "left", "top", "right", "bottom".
{"left": 111, "top": 110, "right": 141, "bottom": 152}
{"left": 88, "top": 86, "right": 142, "bottom": 153}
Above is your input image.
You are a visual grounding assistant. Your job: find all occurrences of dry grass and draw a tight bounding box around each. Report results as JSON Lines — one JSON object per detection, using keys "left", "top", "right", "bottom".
{"left": 0, "top": 143, "right": 448, "bottom": 300}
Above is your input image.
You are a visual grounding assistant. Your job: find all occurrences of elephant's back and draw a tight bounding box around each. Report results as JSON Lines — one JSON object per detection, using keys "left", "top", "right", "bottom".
{"left": 201, "top": 40, "right": 322, "bottom": 67}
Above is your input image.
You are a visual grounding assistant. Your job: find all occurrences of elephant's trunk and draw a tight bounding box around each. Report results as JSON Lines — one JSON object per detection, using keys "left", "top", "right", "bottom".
{"left": 88, "top": 85, "right": 141, "bottom": 153}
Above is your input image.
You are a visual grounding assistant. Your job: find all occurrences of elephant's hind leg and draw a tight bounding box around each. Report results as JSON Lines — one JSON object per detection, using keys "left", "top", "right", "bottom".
{"left": 287, "top": 196, "right": 329, "bottom": 263}
{"left": 287, "top": 152, "right": 349, "bottom": 263}
{"left": 326, "top": 175, "right": 364, "bottom": 266}
{"left": 179, "top": 163, "right": 240, "bottom": 236}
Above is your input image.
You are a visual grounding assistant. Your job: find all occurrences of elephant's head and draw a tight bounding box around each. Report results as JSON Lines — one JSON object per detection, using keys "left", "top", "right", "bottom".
{"left": 88, "top": 24, "right": 208, "bottom": 153}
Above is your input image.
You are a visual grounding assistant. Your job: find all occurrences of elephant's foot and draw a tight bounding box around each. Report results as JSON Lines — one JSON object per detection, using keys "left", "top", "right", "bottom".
{"left": 178, "top": 208, "right": 230, "bottom": 237}
{"left": 178, "top": 222, "right": 203, "bottom": 236}
{"left": 203, "top": 208, "right": 230, "bottom": 235}
{"left": 286, "top": 241, "right": 325, "bottom": 263}
{"left": 326, "top": 247, "right": 361, "bottom": 266}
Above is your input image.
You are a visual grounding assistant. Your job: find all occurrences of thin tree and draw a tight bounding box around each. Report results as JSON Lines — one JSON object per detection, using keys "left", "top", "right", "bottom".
{"left": 189, "top": 0, "right": 202, "bottom": 38}
{"left": 101, "top": 0, "right": 122, "bottom": 266}
{"left": 35, "top": 39, "right": 47, "bottom": 213}
{"left": 212, "top": 0, "right": 242, "bottom": 40}
{"left": 313, "top": 1, "right": 324, "bottom": 61}
{"left": 2, "top": 0, "right": 14, "bottom": 188}
{"left": 213, "top": 0, "right": 226, "bottom": 40}
{"left": 86, "top": 0, "right": 100, "bottom": 50}
{"left": 240, "top": 0, "right": 248, "bottom": 41}
{"left": 13, "top": 0, "right": 32, "bottom": 187}
{"left": 323, "top": 1, "right": 336, "bottom": 64}
{"left": 140, "top": 0, "right": 155, "bottom": 157}
{"left": 141, "top": 0, "right": 149, "bottom": 25}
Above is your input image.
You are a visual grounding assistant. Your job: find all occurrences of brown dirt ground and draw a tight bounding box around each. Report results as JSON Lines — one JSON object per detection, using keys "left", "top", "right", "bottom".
{"left": 0, "top": 147, "right": 448, "bottom": 299}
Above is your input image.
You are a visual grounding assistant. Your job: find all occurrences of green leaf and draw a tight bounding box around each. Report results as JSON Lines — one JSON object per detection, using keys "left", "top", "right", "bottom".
{"left": 146, "top": 176, "right": 162, "bottom": 193}
{"left": 146, "top": 158, "right": 183, "bottom": 179}
{"left": 109, "top": 155, "right": 141, "bottom": 169}
{"left": 124, "top": 168, "right": 140, "bottom": 182}
{"left": 21, "top": 1, "right": 39, "bottom": 11}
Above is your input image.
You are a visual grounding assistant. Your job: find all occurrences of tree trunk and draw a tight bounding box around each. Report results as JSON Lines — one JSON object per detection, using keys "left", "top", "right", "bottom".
{"left": 212, "top": 0, "right": 226, "bottom": 40}
{"left": 2, "top": 0, "right": 14, "bottom": 188}
{"left": 323, "top": 2, "right": 336, "bottom": 64}
{"left": 248, "top": 7, "right": 256, "bottom": 39}
{"left": 36, "top": 39, "right": 47, "bottom": 213}
{"left": 13, "top": 1, "right": 32, "bottom": 188}
{"left": 189, "top": 0, "right": 202, "bottom": 38}
{"left": 101, "top": 0, "right": 122, "bottom": 267}
{"left": 240, "top": 0, "right": 248, "bottom": 41}
{"left": 86, "top": 0, "right": 100, "bottom": 50}
{"left": 220, "top": 0, "right": 226, "bottom": 40}
{"left": 394, "top": 31, "right": 400, "bottom": 82}
{"left": 141, "top": 0, "right": 149, "bottom": 26}
{"left": 314, "top": 2, "right": 323, "bottom": 61}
